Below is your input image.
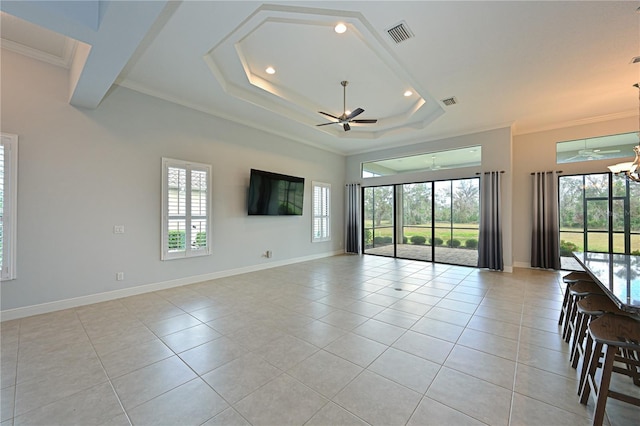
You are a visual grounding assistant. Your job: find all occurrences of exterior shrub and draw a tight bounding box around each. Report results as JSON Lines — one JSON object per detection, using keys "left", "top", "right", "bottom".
{"left": 465, "top": 238, "right": 478, "bottom": 249}
{"left": 382, "top": 236, "right": 393, "bottom": 243}
{"left": 448, "top": 239, "right": 461, "bottom": 248}
{"left": 560, "top": 240, "right": 579, "bottom": 257}
{"left": 373, "top": 236, "right": 386, "bottom": 245}
{"left": 195, "top": 232, "right": 207, "bottom": 247}
{"left": 430, "top": 237, "right": 444, "bottom": 246}
{"left": 403, "top": 236, "right": 408, "bottom": 244}
{"left": 410, "top": 235, "right": 426, "bottom": 245}
{"left": 168, "top": 230, "right": 185, "bottom": 250}
{"left": 364, "top": 229, "right": 373, "bottom": 246}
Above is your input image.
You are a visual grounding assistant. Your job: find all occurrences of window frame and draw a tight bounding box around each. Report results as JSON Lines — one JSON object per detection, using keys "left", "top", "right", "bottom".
{"left": 312, "top": 181, "right": 331, "bottom": 242}
{"left": 161, "top": 158, "right": 212, "bottom": 260}
{"left": 1, "top": 133, "right": 18, "bottom": 281}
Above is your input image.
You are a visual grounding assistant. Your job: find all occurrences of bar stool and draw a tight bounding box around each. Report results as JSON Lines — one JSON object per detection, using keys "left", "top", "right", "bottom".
{"left": 579, "top": 313, "right": 640, "bottom": 426}
{"left": 559, "top": 271, "right": 594, "bottom": 327}
{"left": 562, "top": 280, "right": 605, "bottom": 343}
{"left": 570, "top": 295, "right": 618, "bottom": 368}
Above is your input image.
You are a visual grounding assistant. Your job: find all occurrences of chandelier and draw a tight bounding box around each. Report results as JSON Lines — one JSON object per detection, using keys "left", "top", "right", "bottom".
{"left": 608, "top": 83, "right": 640, "bottom": 182}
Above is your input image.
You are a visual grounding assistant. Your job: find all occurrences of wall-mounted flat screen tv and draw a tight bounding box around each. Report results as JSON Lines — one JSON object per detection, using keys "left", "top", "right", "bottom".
{"left": 247, "top": 169, "right": 304, "bottom": 215}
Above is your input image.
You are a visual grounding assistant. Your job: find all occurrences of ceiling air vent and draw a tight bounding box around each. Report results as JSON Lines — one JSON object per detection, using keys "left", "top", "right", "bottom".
{"left": 387, "top": 21, "right": 414, "bottom": 44}
{"left": 441, "top": 97, "right": 458, "bottom": 106}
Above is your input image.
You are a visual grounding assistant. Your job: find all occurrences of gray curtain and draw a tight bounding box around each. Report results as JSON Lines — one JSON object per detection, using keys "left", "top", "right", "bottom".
{"left": 531, "top": 171, "right": 561, "bottom": 269}
{"left": 478, "top": 171, "right": 503, "bottom": 271}
{"left": 345, "top": 183, "right": 361, "bottom": 254}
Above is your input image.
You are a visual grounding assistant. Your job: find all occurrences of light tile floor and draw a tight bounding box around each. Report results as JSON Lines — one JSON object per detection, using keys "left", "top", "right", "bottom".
{"left": 1, "top": 255, "right": 639, "bottom": 425}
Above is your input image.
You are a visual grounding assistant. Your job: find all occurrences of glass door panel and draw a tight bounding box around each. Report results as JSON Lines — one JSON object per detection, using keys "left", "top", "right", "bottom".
{"left": 559, "top": 175, "right": 585, "bottom": 269}
{"left": 451, "top": 179, "right": 480, "bottom": 266}
{"left": 400, "top": 183, "right": 432, "bottom": 261}
{"left": 363, "top": 186, "right": 394, "bottom": 256}
{"left": 585, "top": 199, "right": 609, "bottom": 253}
{"left": 433, "top": 181, "right": 452, "bottom": 263}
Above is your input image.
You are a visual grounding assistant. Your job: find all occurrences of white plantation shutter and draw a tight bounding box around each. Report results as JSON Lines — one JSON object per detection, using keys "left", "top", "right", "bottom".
{"left": 312, "top": 182, "right": 331, "bottom": 242}
{"left": 162, "top": 158, "right": 211, "bottom": 260}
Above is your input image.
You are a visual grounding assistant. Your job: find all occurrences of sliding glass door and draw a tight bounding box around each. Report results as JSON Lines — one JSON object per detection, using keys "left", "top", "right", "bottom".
{"left": 363, "top": 178, "right": 479, "bottom": 266}
{"left": 559, "top": 173, "right": 639, "bottom": 270}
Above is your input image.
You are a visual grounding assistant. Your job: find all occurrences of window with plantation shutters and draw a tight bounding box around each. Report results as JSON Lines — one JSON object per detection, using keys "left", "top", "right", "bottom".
{"left": 161, "top": 158, "right": 211, "bottom": 260}
{"left": 312, "top": 182, "right": 331, "bottom": 242}
{"left": 0, "top": 133, "right": 17, "bottom": 280}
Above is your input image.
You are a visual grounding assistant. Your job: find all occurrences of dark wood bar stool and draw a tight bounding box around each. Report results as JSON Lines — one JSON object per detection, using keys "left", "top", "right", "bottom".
{"left": 562, "top": 280, "right": 605, "bottom": 343}
{"left": 559, "top": 271, "right": 594, "bottom": 326}
{"left": 570, "top": 295, "right": 620, "bottom": 369}
{"left": 579, "top": 313, "right": 640, "bottom": 426}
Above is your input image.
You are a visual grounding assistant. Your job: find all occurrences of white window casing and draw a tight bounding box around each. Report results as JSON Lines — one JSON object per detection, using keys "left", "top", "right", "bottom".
{"left": 161, "top": 158, "right": 212, "bottom": 260}
{"left": 1, "top": 133, "right": 18, "bottom": 280}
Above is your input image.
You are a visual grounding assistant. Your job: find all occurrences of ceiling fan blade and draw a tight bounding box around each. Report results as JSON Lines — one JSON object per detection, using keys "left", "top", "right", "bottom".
{"left": 352, "top": 119, "right": 377, "bottom": 124}
{"left": 347, "top": 108, "right": 364, "bottom": 120}
{"left": 318, "top": 111, "right": 339, "bottom": 120}
{"left": 316, "top": 122, "right": 337, "bottom": 127}
{"left": 343, "top": 123, "right": 351, "bottom": 131}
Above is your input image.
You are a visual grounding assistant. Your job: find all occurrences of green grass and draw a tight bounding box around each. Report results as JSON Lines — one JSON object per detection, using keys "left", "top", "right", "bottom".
{"left": 560, "top": 229, "right": 640, "bottom": 254}
{"left": 365, "top": 221, "right": 479, "bottom": 246}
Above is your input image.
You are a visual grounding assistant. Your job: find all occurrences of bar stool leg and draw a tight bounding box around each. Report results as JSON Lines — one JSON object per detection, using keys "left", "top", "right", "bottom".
{"left": 571, "top": 311, "right": 589, "bottom": 369}
{"left": 564, "top": 294, "right": 578, "bottom": 343}
{"left": 580, "top": 340, "right": 602, "bottom": 404}
{"left": 578, "top": 331, "right": 594, "bottom": 397}
{"left": 559, "top": 282, "right": 571, "bottom": 325}
{"left": 593, "top": 344, "right": 616, "bottom": 426}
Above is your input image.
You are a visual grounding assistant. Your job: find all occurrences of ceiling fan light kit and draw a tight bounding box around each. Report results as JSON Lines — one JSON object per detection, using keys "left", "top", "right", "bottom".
{"left": 608, "top": 83, "right": 640, "bottom": 182}
{"left": 316, "top": 80, "right": 378, "bottom": 132}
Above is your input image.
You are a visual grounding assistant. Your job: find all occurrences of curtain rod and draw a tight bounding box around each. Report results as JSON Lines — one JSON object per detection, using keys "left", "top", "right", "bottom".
{"left": 475, "top": 171, "right": 505, "bottom": 175}
{"left": 530, "top": 171, "right": 563, "bottom": 175}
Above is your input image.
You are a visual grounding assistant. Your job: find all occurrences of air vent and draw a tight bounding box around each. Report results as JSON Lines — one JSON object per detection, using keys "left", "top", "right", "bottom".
{"left": 387, "top": 21, "right": 414, "bottom": 44}
{"left": 631, "top": 56, "right": 640, "bottom": 64}
{"left": 441, "top": 97, "right": 458, "bottom": 106}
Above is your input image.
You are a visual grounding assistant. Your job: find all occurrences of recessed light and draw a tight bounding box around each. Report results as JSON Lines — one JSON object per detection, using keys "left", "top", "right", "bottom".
{"left": 265, "top": 66, "right": 276, "bottom": 75}
{"left": 404, "top": 90, "right": 413, "bottom": 97}
{"left": 334, "top": 23, "right": 347, "bottom": 34}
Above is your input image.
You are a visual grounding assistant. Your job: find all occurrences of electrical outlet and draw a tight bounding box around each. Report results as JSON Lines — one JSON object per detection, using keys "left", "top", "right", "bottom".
{"left": 114, "top": 225, "right": 125, "bottom": 234}
{"left": 116, "top": 272, "right": 124, "bottom": 281}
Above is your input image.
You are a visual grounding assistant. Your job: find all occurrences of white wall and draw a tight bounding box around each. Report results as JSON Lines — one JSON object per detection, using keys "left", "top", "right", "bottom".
{"left": 346, "top": 127, "right": 514, "bottom": 269}
{"left": 512, "top": 117, "right": 636, "bottom": 267}
{"left": 1, "top": 50, "right": 346, "bottom": 314}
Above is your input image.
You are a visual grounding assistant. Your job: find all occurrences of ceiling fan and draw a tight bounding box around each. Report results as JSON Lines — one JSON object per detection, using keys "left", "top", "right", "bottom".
{"left": 316, "top": 81, "right": 378, "bottom": 131}
{"left": 566, "top": 148, "right": 620, "bottom": 161}
{"left": 428, "top": 156, "right": 441, "bottom": 170}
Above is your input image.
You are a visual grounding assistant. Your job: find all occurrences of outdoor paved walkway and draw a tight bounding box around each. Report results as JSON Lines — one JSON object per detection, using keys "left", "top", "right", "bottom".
{"left": 364, "top": 244, "right": 478, "bottom": 266}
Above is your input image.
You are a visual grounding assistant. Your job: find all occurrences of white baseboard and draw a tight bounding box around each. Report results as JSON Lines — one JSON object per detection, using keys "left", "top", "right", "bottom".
{"left": 513, "top": 261, "right": 531, "bottom": 269}
{"left": 1, "top": 250, "right": 343, "bottom": 322}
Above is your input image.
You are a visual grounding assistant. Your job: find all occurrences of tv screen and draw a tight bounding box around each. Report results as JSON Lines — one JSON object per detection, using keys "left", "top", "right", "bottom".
{"left": 247, "top": 169, "right": 305, "bottom": 215}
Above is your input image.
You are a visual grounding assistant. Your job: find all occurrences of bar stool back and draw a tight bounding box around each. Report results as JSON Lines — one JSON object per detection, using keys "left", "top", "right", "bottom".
{"left": 562, "top": 280, "right": 605, "bottom": 343}
{"left": 579, "top": 313, "right": 640, "bottom": 426}
{"left": 570, "top": 295, "right": 619, "bottom": 369}
{"left": 559, "top": 271, "right": 593, "bottom": 326}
